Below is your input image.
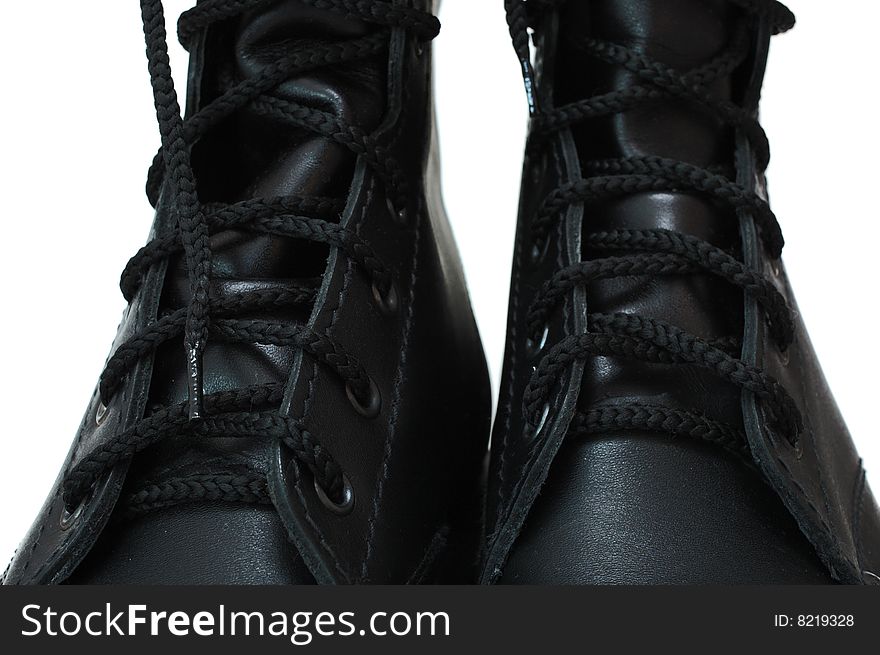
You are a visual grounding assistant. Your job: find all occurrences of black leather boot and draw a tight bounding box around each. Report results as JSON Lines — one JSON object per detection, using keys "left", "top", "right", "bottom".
{"left": 484, "top": 0, "right": 880, "bottom": 584}
{"left": 2, "top": 0, "right": 489, "bottom": 585}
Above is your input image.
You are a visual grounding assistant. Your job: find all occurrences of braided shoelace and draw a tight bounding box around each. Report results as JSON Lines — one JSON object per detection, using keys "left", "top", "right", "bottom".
{"left": 504, "top": 0, "right": 803, "bottom": 451}
{"left": 61, "top": 0, "right": 440, "bottom": 513}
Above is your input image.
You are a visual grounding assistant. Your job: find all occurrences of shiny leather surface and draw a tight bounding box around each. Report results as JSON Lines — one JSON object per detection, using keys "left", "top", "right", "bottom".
{"left": 5, "top": 0, "right": 490, "bottom": 585}
{"left": 500, "top": 438, "right": 831, "bottom": 584}
{"left": 69, "top": 505, "right": 316, "bottom": 585}
{"left": 485, "top": 0, "right": 880, "bottom": 584}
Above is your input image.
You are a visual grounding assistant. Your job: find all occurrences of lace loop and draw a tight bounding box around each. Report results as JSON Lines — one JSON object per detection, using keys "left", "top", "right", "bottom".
{"left": 523, "top": 313, "right": 802, "bottom": 445}
{"left": 144, "top": 31, "right": 389, "bottom": 205}
{"left": 539, "top": 29, "right": 773, "bottom": 171}
{"left": 526, "top": 229, "right": 795, "bottom": 350}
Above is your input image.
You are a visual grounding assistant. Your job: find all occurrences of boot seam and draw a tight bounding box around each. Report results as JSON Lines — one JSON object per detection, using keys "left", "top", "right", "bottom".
{"left": 360, "top": 172, "right": 423, "bottom": 581}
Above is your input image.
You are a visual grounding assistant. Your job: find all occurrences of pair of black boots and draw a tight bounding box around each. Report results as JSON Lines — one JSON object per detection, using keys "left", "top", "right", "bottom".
{"left": 4, "top": 0, "right": 879, "bottom": 585}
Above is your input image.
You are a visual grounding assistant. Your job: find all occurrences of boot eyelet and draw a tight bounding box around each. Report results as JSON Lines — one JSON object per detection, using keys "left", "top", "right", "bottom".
{"left": 528, "top": 403, "right": 551, "bottom": 440}
{"left": 778, "top": 345, "right": 791, "bottom": 366}
{"left": 314, "top": 475, "right": 354, "bottom": 516}
{"left": 526, "top": 325, "right": 549, "bottom": 356}
{"left": 386, "top": 197, "right": 408, "bottom": 226}
{"left": 60, "top": 501, "right": 85, "bottom": 530}
{"left": 530, "top": 237, "right": 550, "bottom": 266}
{"left": 372, "top": 280, "right": 399, "bottom": 315}
{"left": 415, "top": 42, "right": 425, "bottom": 57}
{"left": 60, "top": 483, "right": 97, "bottom": 530}
{"left": 346, "top": 377, "right": 381, "bottom": 418}
{"left": 95, "top": 401, "right": 110, "bottom": 426}
{"left": 862, "top": 570, "right": 880, "bottom": 584}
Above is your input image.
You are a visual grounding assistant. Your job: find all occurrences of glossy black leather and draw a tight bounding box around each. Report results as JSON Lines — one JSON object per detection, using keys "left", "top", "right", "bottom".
{"left": 4, "top": 0, "right": 490, "bottom": 585}
{"left": 70, "top": 505, "right": 316, "bottom": 585}
{"left": 484, "top": 0, "right": 880, "bottom": 584}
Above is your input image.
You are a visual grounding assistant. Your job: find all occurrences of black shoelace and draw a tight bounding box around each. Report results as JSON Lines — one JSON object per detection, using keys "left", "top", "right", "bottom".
{"left": 61, "top": 0, "right": 440, "bottom": 514}
{"left": 504, "top": 0, "right": 803, "bottom": 453}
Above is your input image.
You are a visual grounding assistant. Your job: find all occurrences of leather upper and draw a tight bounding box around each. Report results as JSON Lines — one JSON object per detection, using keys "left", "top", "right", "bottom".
{"left": 484, "top": 0, "right": 880, "bottom": 585}
{"left": 3, "top": 0, "right": 490, "bottom": 585}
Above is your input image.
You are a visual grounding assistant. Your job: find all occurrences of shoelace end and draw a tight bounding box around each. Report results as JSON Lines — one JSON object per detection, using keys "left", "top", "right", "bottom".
{"left": 520, "top": 58, "right": 539, "bottom": 116}
{"left": 186, "top": 343, "right": 204, "bottom": 421}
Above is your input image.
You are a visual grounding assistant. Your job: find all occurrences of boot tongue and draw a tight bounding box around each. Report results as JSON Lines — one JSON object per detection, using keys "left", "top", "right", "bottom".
{"left": 195, "top": 1, "right": 386, "bottom": 202}
{"left": 134, "top": 2, "right": 387, "bottom": 487}
{"left": 557, "top": 0, "right": 742, "bottom": 246}
{"left": 556, "top": 1, "right": 752, "bottom": 422}
{"left": 557, "top": 0, "right": 738, "bottom": 164}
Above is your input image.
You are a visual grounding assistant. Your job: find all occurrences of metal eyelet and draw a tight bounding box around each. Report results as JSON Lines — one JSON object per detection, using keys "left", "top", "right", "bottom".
{"left": 415, "top": 41, "right": 425, "bottom": 57}
{"left": 526, "top": 324, "right": 550, "bottom": 357}
{"left": 346, "top": 377, "right": 382, "bottom": 419}
{"left": 95, "top": 401, "right": 110, "bottom": 426}
{"left": 771, "top": 258, "right": 782, "bottom": 277}
{"left": 59, "top": 501, "right": 85, "bottom": 531}
{"left": 386, "top": 197, "right": 408, "bottom": 226}
{"left": 530, "top": 237, "right": 550, "bottom": 266}
{"left": 372, "top": 280, "right": 399, "bottom": 315}
{"left": 314, "top": 475, "right": 355, "bottom": 516}
{"left": 530, "top": 403, "right": 551, "bottom": 440}
{"left": 59, "top": 482, "right": 96, "bottom": 531}
{"left": 778, "top": 344, "right": 791, "bottom": 367}
{"left": 863, "top": 570, "right": 880, "bottom": 584}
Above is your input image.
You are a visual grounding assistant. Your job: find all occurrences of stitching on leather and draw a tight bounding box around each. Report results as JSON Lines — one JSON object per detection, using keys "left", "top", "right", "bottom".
{"left": 18, "top": 513, "right": 48, "bottom": 581}
{"left": 71, "top": 387, "right": 101, "bottom": 467}
{"left": 492, "top": 64, "right": 562, "bottom": 533}
{"left": 358, "top": 40, "right": 417, "bottom": 579}
{"left": 29, "top": 459, "right": 85, "bottom": 584}
{"left": 32, "top": 510, "right": 71, "bottom": 585}
{"left": 852, "top": 460, "right": 868, "bottom": 572}
{"left": 32, "top": 257, "right": 163, "bottom": 584}
{"left": 792, "top": 342, "right": 836, "bottom": 526}
{"left": 491, "top": 137, "right": 566, "bottom": 552}
{"left": 774, "top": 452, "right": 858, "bottom": 574}
{"left": 23, "top": 446, "right": 78, "bottom": 581}
{"left": 493, "top": 138, "right": 566, "bottom": 545}
{"left": 29, "top": 250, "right": 161, "bottom": 584}
{"left": 739, "top": 119, "right": 854, "bottom": 578}
{"left": 291, "top": 365, "right": 344, "bottom": 580}
{"left": 775, "top": 454, "right": 833, "bottom": 535}
{"left": 35, "top": 387, "right": 127, "bottom": 583}
{"left": 20, "top": 384, "right": 99, "bottom": 582}
{"left": 789, "top": 345, "right": 851, "bottom": 570}
{"left": 295, "top": 176, "right": 374, "bottom": 582}
{"left": 290, "top": 463, "right": 351, "bottom": 582}
{"left": 1, "top": 549, "right": 14, "bottom": 584}
{"left": 360, "top": 184, "right": 423, "bottom": 581}
{"left": 405, "top": 523, "right": 449, "bottom": 585}
{"left": 763, "top": 269, "right": 841, "bottom": 558}
{"left": 386, "top": 23, "right": 415, "bottom": 146}
{"left": 494, "top": 141, "right": 565, "bottom": 535}
{"left": 493, "top": 207, "right": 523, "bottom": 531}
{"left": 522, "top": 205, "right": 568, "bottom": 471}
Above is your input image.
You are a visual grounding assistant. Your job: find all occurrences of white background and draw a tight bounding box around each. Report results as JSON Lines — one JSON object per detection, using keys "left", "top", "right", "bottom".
{"left": 0, "top": 1, "right": 877, "bottom": 569}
